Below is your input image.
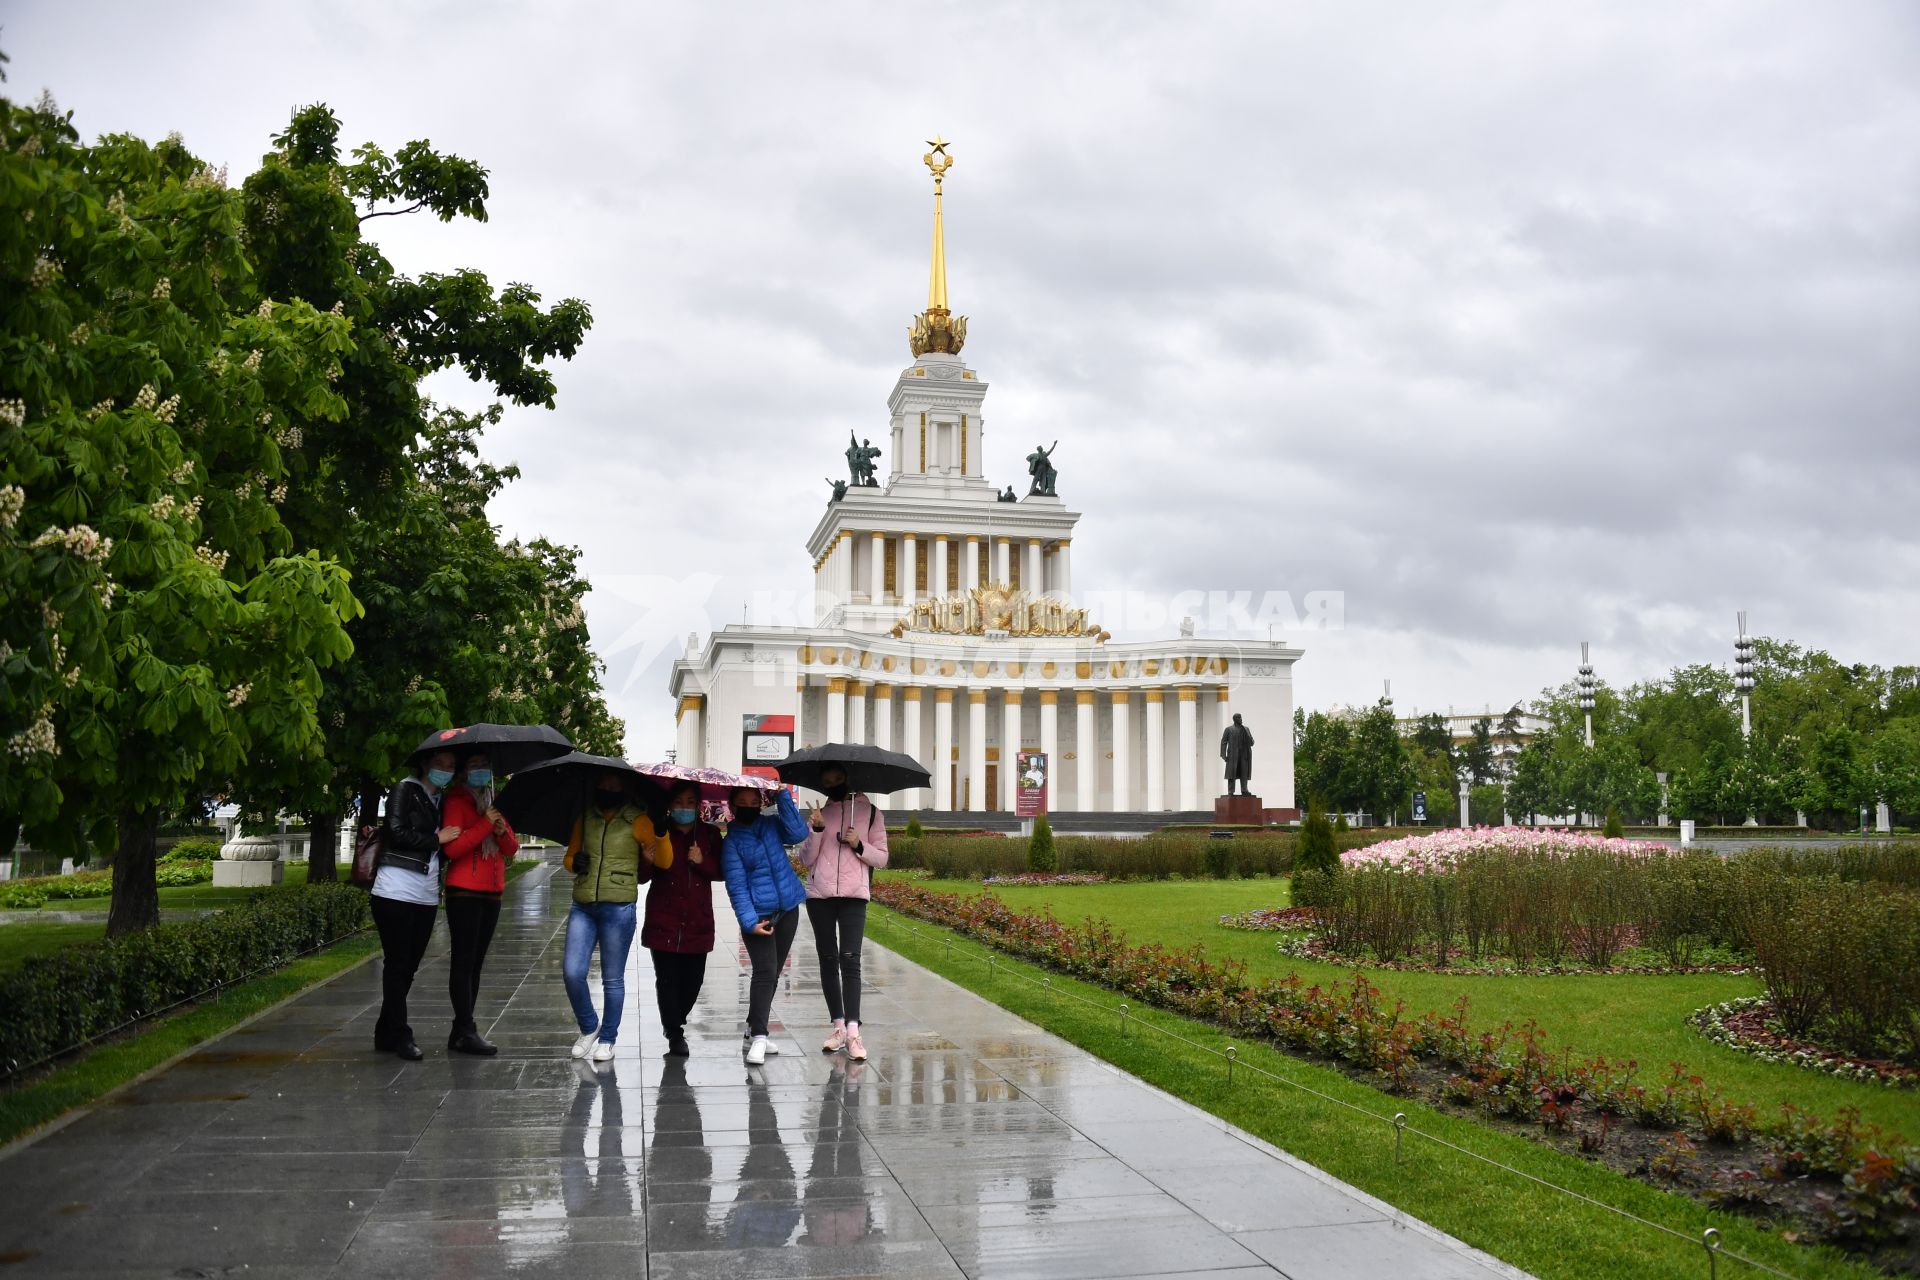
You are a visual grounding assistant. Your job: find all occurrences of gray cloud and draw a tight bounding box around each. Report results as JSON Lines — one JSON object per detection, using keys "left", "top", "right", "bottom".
{"left": 9, "top": 0, "right": 1917, "bottom": 752}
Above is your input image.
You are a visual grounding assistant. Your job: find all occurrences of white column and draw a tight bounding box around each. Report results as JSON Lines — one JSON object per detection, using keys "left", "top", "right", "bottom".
{"left": 835, "top": 534, "right": 853, "bottom": 610}
{"left": 964, "top": 536, "right": 981, "bottom": 591}
{"left": 1110, "top": 690, "right": 1132, "bottom": 812}
{"left": 899, "top": 535, "right": 916, "bottom": 605}
{"left": 845, "top": 680, "right": 866, "bottom": 746}
{"left": 932, "top": 536, "right": 948, "bottom": 599}
{"left": 994, "top": 536, "right": 1011, "bottom": 585}
{"left": 1024, "top": 539, "right": 1043, "bottom": 595}
{"left": 870, "top": 683, "right": 892, "bottom": 810}
{"left": 826, "top": 677, "right": 847, "bottom": 744}
{"left": 1460, "top": 779, "right": 1471, "bottom": 828}
{"left": 967, "top": 690, "right": 988, "bottom": 812}
{"left": 1076, "top": 690, "right": 1097, "bottom": 812}
{"left": 1176, "top": 687, "right": 1198, "bottom": 811}
{"left": 1040, "top": 691, "right": 1060, "bottom": 804}
{"left": 1001, "top": 691, "right": 1024, "bottom": 810}
{"left": 934, "top": 689, "right": 955, "bottom": 810}
{"left": 1145, "top": 689, "right": 1166, "bottom": 811}
{"left": 902, "top": 687, "right": 924, "bottom": 808}
{"left": 1054, "top": 540, "right": 1072, "bottom": 599}
{"left": 675, "top": 693, "right": 704, "bottom": 766}
{"left": 869, "top": 532, "right": 886, "bottom": 605}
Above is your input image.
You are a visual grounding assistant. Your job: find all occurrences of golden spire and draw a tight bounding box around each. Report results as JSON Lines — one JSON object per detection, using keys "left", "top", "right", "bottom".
{"left": 910, "top": 135, "right": 967, "bottom": 357}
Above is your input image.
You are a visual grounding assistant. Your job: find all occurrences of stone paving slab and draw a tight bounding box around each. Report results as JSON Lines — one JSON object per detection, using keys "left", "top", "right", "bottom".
{"left": 0, "top": 858, "right": 1532, "bottom": 1277}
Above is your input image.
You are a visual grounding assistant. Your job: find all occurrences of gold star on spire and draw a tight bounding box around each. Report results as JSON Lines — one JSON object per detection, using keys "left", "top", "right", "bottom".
{"left": 910, "top": 136, "right": 967, "bottom": 357}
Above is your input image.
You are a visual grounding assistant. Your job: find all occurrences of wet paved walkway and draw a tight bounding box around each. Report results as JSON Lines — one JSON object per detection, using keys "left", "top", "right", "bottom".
{"left": 0, "top": 859, "right": 1525, "bottom": 1278}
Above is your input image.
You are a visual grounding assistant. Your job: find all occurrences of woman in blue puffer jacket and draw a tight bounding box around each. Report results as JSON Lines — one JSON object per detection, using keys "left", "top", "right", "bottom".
{"left": 722, "top": 785, "right": 810, "bottom": 1065}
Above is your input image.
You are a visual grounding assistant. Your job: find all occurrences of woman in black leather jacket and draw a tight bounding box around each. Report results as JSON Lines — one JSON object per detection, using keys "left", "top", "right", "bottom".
{"left": 371, "top": 749, "right": 459, "bottom": 1060}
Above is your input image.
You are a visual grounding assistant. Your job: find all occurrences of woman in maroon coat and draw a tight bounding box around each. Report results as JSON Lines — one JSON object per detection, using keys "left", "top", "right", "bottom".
{"left": 641, "top": 781, "right": 726, "bottom": 1057}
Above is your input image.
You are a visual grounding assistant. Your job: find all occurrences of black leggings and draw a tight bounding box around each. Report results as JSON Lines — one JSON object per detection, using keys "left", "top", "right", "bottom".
{"left": 742, "top": 907, "right": 800, "bottom": 1038}
{"left": 445, "top": 889, "right": 502, "bottom": 1035}
{"left": 652, "top": 949, "right": 707, "bottom": 1038}
{"left": 371, "top": 895, "right": 437, "bottom": 1048}
{"left": 805, "top": 898, "right": 868, "bottom": 1024}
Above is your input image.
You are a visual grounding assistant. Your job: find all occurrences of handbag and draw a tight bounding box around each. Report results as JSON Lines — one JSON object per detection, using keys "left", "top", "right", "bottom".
{"left": 350, "top": 823, "right": 384, "bottom": 889}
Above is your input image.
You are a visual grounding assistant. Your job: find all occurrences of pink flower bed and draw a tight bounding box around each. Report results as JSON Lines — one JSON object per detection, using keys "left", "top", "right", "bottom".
{"left": 1339, "top": 826, "right": 1669, "bottom": 873}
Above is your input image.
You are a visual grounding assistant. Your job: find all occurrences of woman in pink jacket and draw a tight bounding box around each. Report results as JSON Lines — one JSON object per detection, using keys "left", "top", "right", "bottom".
{"left": 798, "top": 765, "right": 889, "bottom": 1062}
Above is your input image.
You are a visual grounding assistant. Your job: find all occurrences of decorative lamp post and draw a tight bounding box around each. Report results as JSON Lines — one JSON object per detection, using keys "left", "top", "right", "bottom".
{"left": 1577, "top": 642, "right": 1596, "bottom": 749}
{"left": 1734, "top": 611, "right": 1757, "bottom": 826}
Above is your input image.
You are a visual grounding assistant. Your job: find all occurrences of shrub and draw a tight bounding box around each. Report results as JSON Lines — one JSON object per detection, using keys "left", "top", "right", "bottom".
{"left": 1603, "top": 808, "right": 1624, "bottom": 838}
{"left": 0, "top": 883, "right": 371, "bottom": 1074}
{"left": 1333, "top": 813, "right": 1350, "bottom": 834}
{"left": 0, "top": 882, "right": 49, "bottom": 909}
{"left": 161, "top": 837, "right": 224, "bottom": 864}
{"left": 904, "top": 817, "right": 923, "bottom": 840}
{"left": 155, "top": 860, "right": 215, "bottom": 887}
{"left": 1027, "top": 815, "right": 1057, "bottom": 873}
{"left": 1297, "top": 797, "right": 1338, "bottom": 875}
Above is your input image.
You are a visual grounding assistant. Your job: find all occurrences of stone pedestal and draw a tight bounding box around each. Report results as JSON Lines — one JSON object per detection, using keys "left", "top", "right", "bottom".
{"left": 1215, "top": 794, "right": 1264, "bottom": 824}
{"left": 214, "top": 859, "right": 284, "bottom": 887}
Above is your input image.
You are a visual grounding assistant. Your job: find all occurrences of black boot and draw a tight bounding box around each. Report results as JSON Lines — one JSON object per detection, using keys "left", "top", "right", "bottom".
{"left": 394, "top": 1039, "right": 425, "bottom": 1061}
{"left": 448, "top": 1023, "right": 498, "bottom": 1056}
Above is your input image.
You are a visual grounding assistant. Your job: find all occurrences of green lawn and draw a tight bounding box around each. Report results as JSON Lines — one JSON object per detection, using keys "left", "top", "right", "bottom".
{"left": 869, "top": 906, "right": 1883, "bottom": 1280}
{"left": 892, "top": 875, "right": 1920, "bottom": 1141}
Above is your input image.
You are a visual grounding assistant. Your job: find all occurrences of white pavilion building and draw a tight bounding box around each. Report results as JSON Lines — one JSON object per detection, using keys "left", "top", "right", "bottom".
{"left": 668, "top": 141, "right": 1302, "bottom": 817}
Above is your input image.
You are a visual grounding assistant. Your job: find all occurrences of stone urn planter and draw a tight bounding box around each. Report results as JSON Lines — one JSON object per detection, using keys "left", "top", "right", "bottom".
{"left": 214, "top": 834, "right": 284, "bottom": 887}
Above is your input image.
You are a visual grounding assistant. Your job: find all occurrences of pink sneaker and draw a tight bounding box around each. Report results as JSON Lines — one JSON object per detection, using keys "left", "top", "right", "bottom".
{"left": 822, "top": 1025, "right": 848, "bottom": 1054}
{"left": 845, "top": 1026, "right": 866, "bottom": 1062}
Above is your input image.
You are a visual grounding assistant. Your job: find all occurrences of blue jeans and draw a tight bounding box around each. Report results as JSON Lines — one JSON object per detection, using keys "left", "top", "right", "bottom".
{"left": 563, "top": 901, "right": 637, "bottom": 1044}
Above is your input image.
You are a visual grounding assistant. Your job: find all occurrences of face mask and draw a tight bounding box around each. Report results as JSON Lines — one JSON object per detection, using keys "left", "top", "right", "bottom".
{"left": 596, "top": 792, "right": 623, "bottom": 810}
{"left": 823, "top": 783, "right": 849, "bottom": 801}
{"left": 466, "top": 769, "right": 492, "bottom": 788}
{"left": 669, "top": 807, "right": 698, "bottom": 827}
{"left": 732, "top": 806, "right": 760, "bottom": 825}
{"left": 427, "top": 768, "right": 454, "bottom": 789}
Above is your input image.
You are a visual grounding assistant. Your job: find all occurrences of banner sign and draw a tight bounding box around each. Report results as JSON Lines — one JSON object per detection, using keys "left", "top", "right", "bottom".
{"left": 1412, "top": 790, "right": 1428, "bottom": 823}
{"left": 1015, "top": 750, "right": 1049, "bottom": 818}
{"left": 741, "top": 714, "right": 794, "bottom": 787}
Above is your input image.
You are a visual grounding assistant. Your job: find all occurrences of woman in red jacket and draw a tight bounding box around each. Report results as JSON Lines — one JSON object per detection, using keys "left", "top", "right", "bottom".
{"left": 441, "top": 749, "right": 519, "bottom": 1056}
{"left": 642, "top": 781, "right": 726, "bottom": 1058}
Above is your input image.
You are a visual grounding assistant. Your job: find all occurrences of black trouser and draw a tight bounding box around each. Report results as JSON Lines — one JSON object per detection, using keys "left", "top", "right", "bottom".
{"left": 742, "top": 907, "right": 800, "bottom": 1038}
{"left": 445, "top": 889, "right": 502, "bottom": 1036}
{"left": 651, "top": 949, "right": 707, "bottom": 1039}
{"left": 371, "top": 895, "right": 438, "bottom": 1048}
{"left": 805, "top": 898, "right": 868, "bottom": 1024}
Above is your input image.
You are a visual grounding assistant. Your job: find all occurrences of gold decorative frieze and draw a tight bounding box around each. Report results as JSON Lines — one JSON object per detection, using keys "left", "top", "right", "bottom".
{"left": 889, "top": 582, "right": 1104, "bottom": 639}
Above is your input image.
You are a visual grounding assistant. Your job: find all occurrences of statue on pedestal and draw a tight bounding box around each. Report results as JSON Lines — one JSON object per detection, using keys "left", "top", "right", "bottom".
{"left": 826, "top": 477, "right": 848, "bottom": 502}
{"left": 1220, "top": 713, "right": 1254, "bottom": 796}
{"left": 1026, "top": 440, "right": 1059, "bottom": 496}
{"left": 997, "top": 485, "right": 1017, "bottom": 503}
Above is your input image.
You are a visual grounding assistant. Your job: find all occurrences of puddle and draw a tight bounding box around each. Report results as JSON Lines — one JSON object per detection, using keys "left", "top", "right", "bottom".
{"left": 105, "top": 1092, "right": 249, "bottom": 1106}
{"left": 0, "top": 1251, "right": 40, "bottom": 1266}
{"left": 181, "top": 1050, "right": 293, "bottom": 1069}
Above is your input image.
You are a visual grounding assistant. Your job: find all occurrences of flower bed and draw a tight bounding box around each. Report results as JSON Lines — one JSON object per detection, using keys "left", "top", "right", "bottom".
{"left": 873, "top": 879, "right": 1920, "bottom": 1255}
{"left": 983, "top": 872, "right": 1107, "bottom": 887}
{"left": 1693, "top": 997, "right": 1920, "bottom": 1090}
{"left": 1340, "top": 827, "right": 1668, "bottom": 872}
{"left": 1219, "top": 906, "right": 1318, "bottom": 931}
{"left": 1272, "top": 931, "right": 1752, "bottom": 977}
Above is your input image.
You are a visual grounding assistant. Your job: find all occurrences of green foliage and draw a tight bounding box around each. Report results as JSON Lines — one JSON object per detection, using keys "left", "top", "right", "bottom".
{"left": 1296, "top": 795, "right": 1339, "bottom": 874}
{"left": 1603, "top": 808, "right": 1624, "bottom": 838}
{"left": 0, "top": 882, "right": 369, "bottom": 1071}
{"left": 1744, "top": 878, "right": 1920, "bottom": 1060}
{"left": 904, "top": 816, "right": 924, "bottom": 840}
{"left": 892, "top": 828, "right": 1378, "bottom": 882}
{"left": 1027, "top": 814, "right": 1056, "bottom": 873}
{"left": 1469, "top": 783, "right": 1505, "bottom": 826}
{"left": 160, "top": 837, "right": 222, "bottom": 863}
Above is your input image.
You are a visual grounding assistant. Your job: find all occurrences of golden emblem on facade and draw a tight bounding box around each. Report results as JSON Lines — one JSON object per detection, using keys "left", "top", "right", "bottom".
{"left": 890, "top": 583, "right": 1107, "bottom": 641}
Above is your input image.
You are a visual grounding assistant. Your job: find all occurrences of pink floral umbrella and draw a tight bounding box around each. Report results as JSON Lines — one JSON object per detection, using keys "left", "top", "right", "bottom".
{"left": 628, "top": 761, "right": 781, "bottom": 807}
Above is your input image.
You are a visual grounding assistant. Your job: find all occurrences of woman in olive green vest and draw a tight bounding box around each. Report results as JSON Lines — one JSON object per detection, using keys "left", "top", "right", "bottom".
{"left": 562, "top": 771, "right": 664, "bottom": 1063}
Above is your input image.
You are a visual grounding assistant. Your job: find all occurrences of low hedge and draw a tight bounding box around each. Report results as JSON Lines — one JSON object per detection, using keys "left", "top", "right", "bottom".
{"left": 0, "top": 882, "right": 371, "bottom": 1075}
{"left": 888, "top": 830, "right": 1397, "bottom": 881}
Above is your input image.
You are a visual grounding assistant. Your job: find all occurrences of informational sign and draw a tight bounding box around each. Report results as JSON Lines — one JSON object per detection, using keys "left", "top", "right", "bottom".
{"left": 1015, "top": 750, "right": 1049, "bottom": 818}
{"left": 1412, "top": 790, "right": 1428, "bottom": 823}
{"left": 741, "top": 713, "right": 794, "bottom": 786}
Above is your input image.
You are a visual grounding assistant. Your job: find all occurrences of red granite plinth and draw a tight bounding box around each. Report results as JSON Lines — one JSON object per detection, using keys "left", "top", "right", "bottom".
{"left": 1215, "top": 794, "right": 1264, "bottom": 824}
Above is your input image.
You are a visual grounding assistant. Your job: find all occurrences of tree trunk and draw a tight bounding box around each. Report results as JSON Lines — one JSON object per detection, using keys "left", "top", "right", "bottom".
{"left": 106, "top": 808, "right": 161, "bottom": 937}
{"left": 307, "top": 811, "right": 340, "bottom": 883}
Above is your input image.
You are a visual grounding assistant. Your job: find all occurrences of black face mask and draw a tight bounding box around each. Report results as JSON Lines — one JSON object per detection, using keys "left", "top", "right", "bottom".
{"left": 596, "top": 792, "right": 623, "bottom": 810}
{"left": 823, "top": 784, "right": 849, "bottom": 802}
{"left": 732, "top": 806, "right": 761, "bottom": 825}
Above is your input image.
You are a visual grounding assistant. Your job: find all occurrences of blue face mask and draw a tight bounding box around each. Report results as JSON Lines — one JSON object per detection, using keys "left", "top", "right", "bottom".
{"left": 466, "top": 769, "right": 493, "bottom": 788}
{"left": 426, "top": 768, "right": 455, "bottom": 789}
{"left": 669, "top": 807, "right": 698, "bottom": 826}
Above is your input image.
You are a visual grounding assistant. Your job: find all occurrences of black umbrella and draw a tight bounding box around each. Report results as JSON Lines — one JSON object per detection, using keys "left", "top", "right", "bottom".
{"left": 496, "top": 752, "right": 665, "bottom": 845}
{"left": 406, "top": 723, "right": 574, "bottom": 776}
{"left": 774, "top": 743, "right": 932, "bottom": 796}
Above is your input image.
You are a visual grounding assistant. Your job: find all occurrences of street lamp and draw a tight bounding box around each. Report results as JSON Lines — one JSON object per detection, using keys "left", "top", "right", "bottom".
{"left": 1734, "top": 611, "right": 1757, "bottom": 827}
{"left": 1577, "top": 642, "right": 1596, "bottom": 748}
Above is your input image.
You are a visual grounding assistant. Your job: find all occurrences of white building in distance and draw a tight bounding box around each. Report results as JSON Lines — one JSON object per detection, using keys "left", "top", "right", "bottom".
{"left": 668, "top": 140, "right": 1302, "bottom": 816}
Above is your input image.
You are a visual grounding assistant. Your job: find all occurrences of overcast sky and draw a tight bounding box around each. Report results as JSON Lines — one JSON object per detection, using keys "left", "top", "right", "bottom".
{"left": 10, "top": 2, "right": 1918, "bottom": 756}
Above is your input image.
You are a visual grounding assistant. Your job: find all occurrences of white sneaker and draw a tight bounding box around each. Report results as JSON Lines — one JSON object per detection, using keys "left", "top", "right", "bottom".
{"left": 763, "top": 1039, "right": 781, "bottom": 1056}
{"left": 591, "top": 1040, "right": 615, "bottom": 1063}
{"left": 570, "top": 1031, "right": 599, "bottom": 1059}
{"left": 745, "top": 1035, "right": 768, "bottom": 1066}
